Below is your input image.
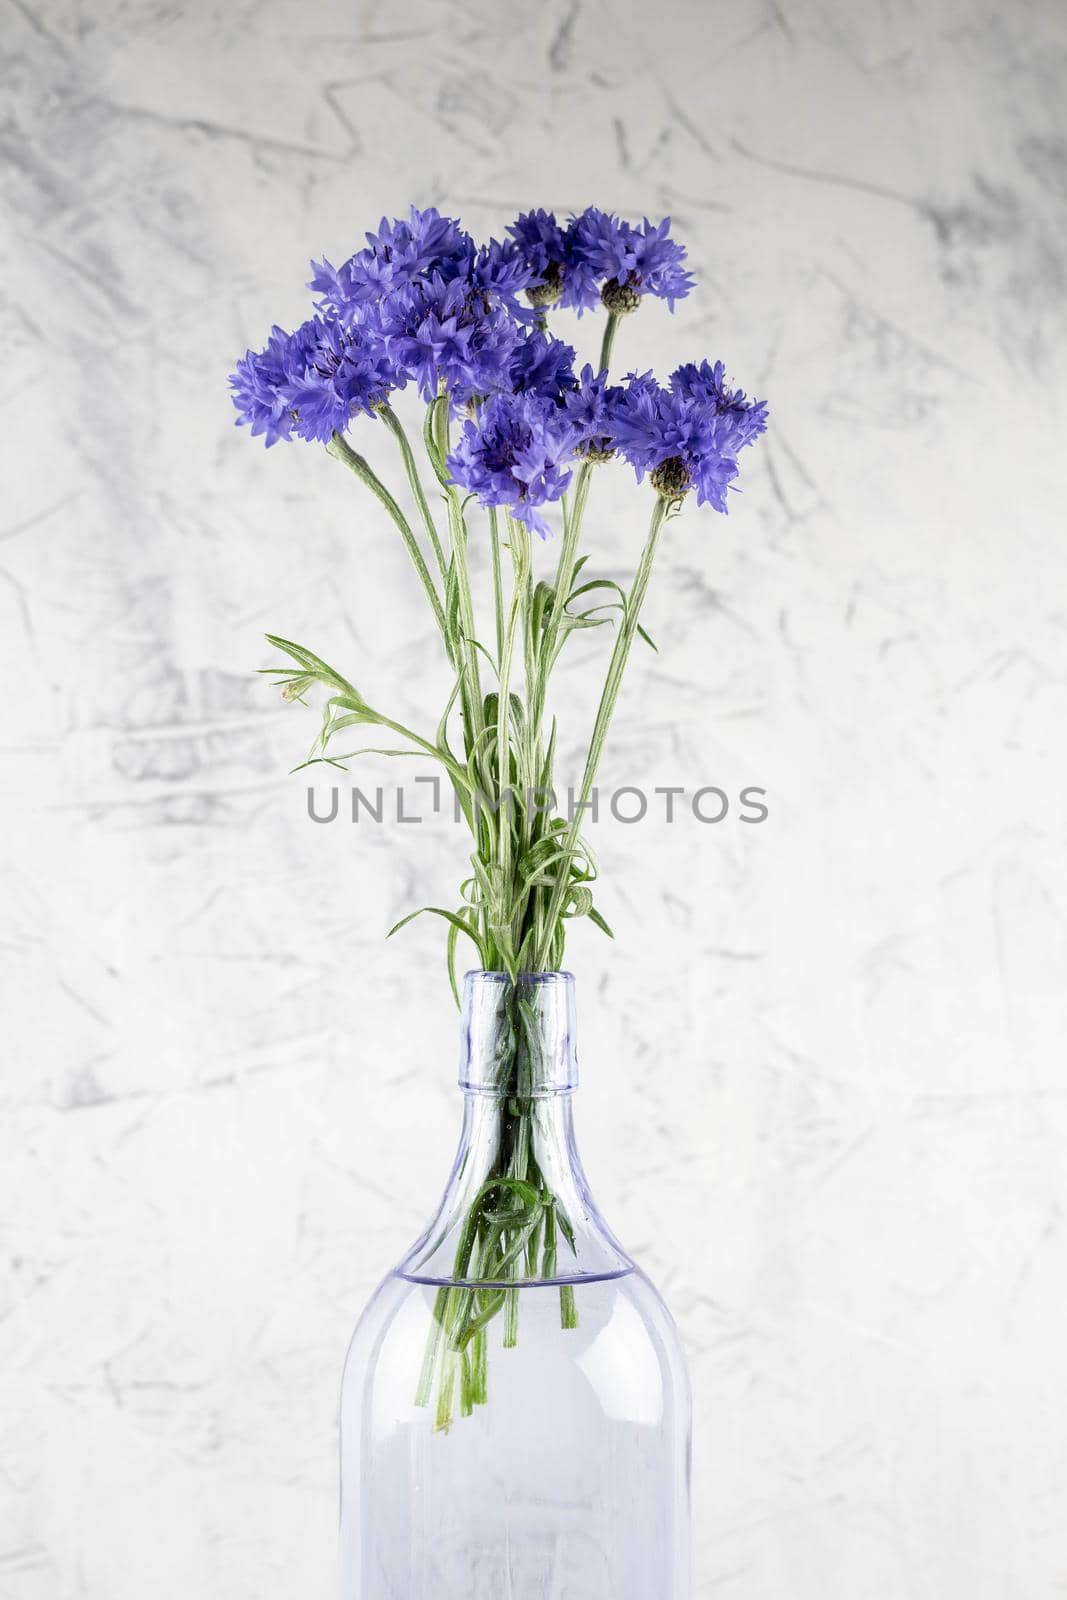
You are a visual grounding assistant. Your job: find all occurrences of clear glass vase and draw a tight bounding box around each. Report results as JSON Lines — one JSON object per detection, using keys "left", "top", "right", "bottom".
{"left": 338, "top": 971, "right": 691, "bottom": 1599}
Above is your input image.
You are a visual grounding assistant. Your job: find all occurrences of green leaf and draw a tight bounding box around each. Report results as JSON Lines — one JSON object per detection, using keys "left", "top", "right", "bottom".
{"left": 263, "top": 636, "right": 368, "bottom": 712}
{"left": 423, "top": 397, "right": 452, "bottom": 488}
{"left": 464, "top": 636, "right": 497, "bottom": 674}
{"left": 323, "top": 711, "right": 381, "bottom": 735}
{"left": 567, "top": 577, "right": 627, "bottom": 605}
{"left": 532, "top": 580, "right": 555, "bottom": 637}
{"left": 562, "top": 613, "right": 612, "bottom": 633}
{"left": 315, "top": 744, "right": 445, "bottom": 767}
{"left": 444, "top": 559, "right": 460, "bottom": 628}
{"left": 450, "top": 1289, "right": 507, "bottom": 1348}
{"left": 446, "top": 918, "right": 462, "bottom": 1008}
{"left": 538, "top": 719, "right": 557, "bottom": 792}
{"left": 388, "top": 906, "right": 488, "bottom": 967}
{"left": 435, "top": 671, "right": 464, "bottom": 759}
{"left": 555, "top": 1204, "right": 577, "bottom": 1255}
{"left": 565, "top": 884, "right": 593, "bottom": 919}
{"left": 289, "top": 754, "right": 351, "bottom": 774}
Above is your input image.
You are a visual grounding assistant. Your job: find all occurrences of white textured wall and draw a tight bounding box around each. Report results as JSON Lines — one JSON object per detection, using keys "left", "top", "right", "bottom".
{"left": 3, "top": 1, "right": 1066, "bottom": 1595}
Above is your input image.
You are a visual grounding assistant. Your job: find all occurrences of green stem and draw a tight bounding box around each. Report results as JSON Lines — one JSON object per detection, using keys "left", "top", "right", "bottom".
{"left": 471, "top": 1325, "right": 488, "bottom": 1404}
{"left": 435, "top": 1350, "right": 458, "bottom": 1431}
{"left": 488, "top": 505, "right": 505, "bottom": 667}
{"left": 515, "top": 518, "right": 538, "bottom": 864}
{"left": 502, "top": 1286, "right": 520, "bottom": 1349}
{"left": 379, "top": 404, "right": 449, "bottom": 585}
{"left": 506, "top": 312, "right": 620, "bottom": 962}
{"left": 501, "top": 1054, "right": 535, "bottom": 1348}
{"left": 525, "top": 311, "right": 619, "bottom": 738}
{"left": 459, "top": 1347, "right": 475, "bottom": 1417}
{"left": 494, "top": 519, "right": 526, "bottom": 972}
{"left": 531, "top": 464, "right": 592, "bottom": 733}
{"left": 598, "top": 310, "right": 620, "bottom": 374}
{"left": 521, "top": 467, "right": 591, "bottom": 961}
{"left": 326, "top": 432, "right": 447, "bottom": 646}
{"left": 415, "top": 1287, "right": 449, "bottom": 1408}
{"left": 359, "top": 707, "right": 474, "bottom": 797}
{"left": 433, "top": 403, "right": 487, "bottom": 780}
{"left": 534, "top": 495, "right": 670, "bottom": 967}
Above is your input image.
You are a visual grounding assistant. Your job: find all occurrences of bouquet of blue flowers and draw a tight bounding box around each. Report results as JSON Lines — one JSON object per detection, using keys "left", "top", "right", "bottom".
{"left": 230, "top": 204, "right": 767, "bottom": 1425}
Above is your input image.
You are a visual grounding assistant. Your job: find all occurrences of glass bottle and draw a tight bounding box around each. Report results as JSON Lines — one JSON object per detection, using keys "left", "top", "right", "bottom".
{"left": 339, "top": 971, "right": 691, "bottom": 1598}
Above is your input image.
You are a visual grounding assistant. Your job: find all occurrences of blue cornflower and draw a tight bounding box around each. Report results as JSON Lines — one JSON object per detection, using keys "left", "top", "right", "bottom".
{"left": 370, "top": 275, "right": 521, "bottom": 403}
{"left": 229, "top": 323, "right": 306, "bottom": 447}
{"left": 564, "top": 207, "right": 627, "bottom": 310}
{"left": 509, "top": 330, "right": 576, "bottom": 400}
{"left": 228, "top": 316, "right": 394, "bottom": 446}
{"left": 568, "top": 210, "right": 694, "bottom": 313}
{"left": 309, "top": 206, "right": 474, "bottom": 313}
{"left": 471, "top": 237, "right": 536, "bottom": 314}
{"left": 283, "top": 317, "right": 394, "bottom": 443}
{"left": 621, "top": 217, "right": 694, "bottom": 309}
{"left": 371, "top": 276, "right": 476, "bottom": 401}
{"left": 508, "top": 210, "right": 570, "bottom": 308}
{"left": 562, "top": 364, "right": 623, "bottom": 459}
{"left": 456, "top": 302, "right": 526, "bottom": 402}
{"left": 447, "top": 391, "right": 579, "bottom": 535}
{"left": 610, "top": 367, "right": 766, "bottom": 510}
{"left": 669, "top": 360, "right": 770, "bottom": 449}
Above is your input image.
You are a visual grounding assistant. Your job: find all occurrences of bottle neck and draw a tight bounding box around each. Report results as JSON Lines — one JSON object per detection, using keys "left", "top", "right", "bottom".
{"left": 397, "top": 973, "right": 632, "bottom": 1285}
{"left": 458, "top": 971, "right": 578, "bottom": 1096}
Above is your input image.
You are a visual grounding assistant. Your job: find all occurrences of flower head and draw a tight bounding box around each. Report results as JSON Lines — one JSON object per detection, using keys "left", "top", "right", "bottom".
{"left": 610, "top": 366, "right": 767, "bottom": 510}
{"left": 471, "top": 237, "right": 536, "bottom": 313}
{"left": 228, "top": 315, "right": 393, "bottom": 446}
{"left": 669, "top": 360, "right": 770, "bottom": 450}
{"left": 369, "top": 273, "right": 522, "bottom": 404}
{"left": 562, "top": 364, "right": 621, "bottom": 458}
{"left": 568, "top": 210, "right": 694, "bottom": 314}
{"left": 309, "top": 206, "right": 473, "bottom": 313}
{"left": 509, "top": 330, "right": 576, "bottom": 400}
{"left": 564, "top": 207, "right": 628, "bottom": 310}
{"left": 553, "top": 208, "right": 613, "bottom": 313}
{"left": 368, "top": 276, "right": 473, "bottom": 401}
{"left": 229, "top": 323, "right": 305, "bottom": 447}
{"left": 508, "top": 210, "right": 569, "bottom": 307}
{"left": 447, "top": 391, "right": 578, "bottom": 535}
{"left": 283, "top": 316, "right": 394, "bottom": 442}
{"left": 621, "top": 217, "right": 695, "bottom": 309}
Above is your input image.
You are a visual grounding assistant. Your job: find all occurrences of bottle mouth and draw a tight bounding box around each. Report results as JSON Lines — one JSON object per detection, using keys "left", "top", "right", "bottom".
{"left": 459, "top": 971, "right": 578, "bottom": 1094}
{"left": 469, "top": 970, "right": 575, "bottom": 985}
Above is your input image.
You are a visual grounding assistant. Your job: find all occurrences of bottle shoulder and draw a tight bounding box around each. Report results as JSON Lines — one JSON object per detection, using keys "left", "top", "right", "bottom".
{"left": 395, "top": 1095, "right": 636, "bottom": 1284}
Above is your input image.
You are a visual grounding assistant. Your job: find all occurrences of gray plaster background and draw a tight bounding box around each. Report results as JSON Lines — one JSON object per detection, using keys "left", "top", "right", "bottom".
{"left": 2, "top": 0, "right": 1067, "bottom": 1595}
